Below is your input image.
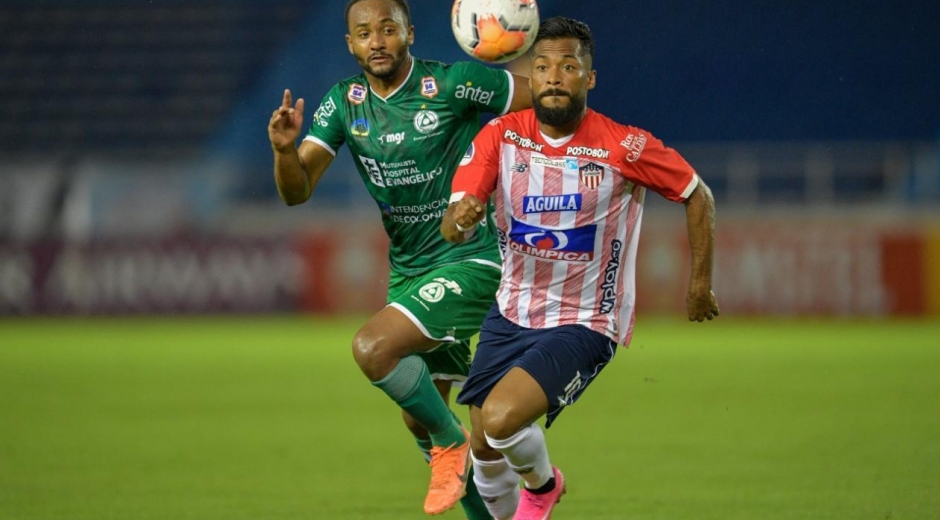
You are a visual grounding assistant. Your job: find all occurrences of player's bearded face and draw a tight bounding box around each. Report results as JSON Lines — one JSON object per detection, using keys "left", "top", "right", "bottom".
{"left": 529, "top": 39, "right": 593, "bottom": 128}
{"left": 357, "top": 45, "right": 409, "bottom": 79}
{"left": 346, "top": 2, "right": 413, "bottom": 80}
{"left": 533, "top": 88, "right": 587, "bottom": 127}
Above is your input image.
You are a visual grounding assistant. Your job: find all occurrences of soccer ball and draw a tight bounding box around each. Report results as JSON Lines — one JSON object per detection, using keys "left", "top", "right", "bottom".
{"left": 451, "top": 0, "right": 540, "bottom": 64}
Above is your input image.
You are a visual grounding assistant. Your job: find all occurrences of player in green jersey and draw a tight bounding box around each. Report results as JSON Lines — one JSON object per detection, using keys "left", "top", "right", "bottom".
{"left": 267, "top": 0, "right": 531, "bottom": 516}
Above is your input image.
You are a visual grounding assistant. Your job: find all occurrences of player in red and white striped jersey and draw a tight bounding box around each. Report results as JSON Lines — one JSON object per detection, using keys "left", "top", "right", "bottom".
{"left": 441, "top": 17, "right": 719, "bottom": 520}
{"left": 450, "top": 103, "right": 699, "bottom": 346}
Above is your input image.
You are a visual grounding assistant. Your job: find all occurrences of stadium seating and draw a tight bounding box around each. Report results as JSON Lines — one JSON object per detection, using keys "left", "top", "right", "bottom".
{"left": 0, "top": 1, "right": 308, "bottom": 155}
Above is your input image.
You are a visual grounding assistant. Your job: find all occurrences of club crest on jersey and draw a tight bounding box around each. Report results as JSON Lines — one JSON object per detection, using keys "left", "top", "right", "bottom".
{"left": 348, "top": 83, "right": 367, "bottom": 104}
{"left": 523, "top": 194, "right": 582, "bottom": 214}
{"left": 420, "top": 76, "right": 438, "bottom": 98}
{"left": 350, "top": 118, "right": 370, "bottom": 137}
{"left": 508, "top": 218, "right": 596, "bottom": 262}
{"left": 414, "top": 110, "right": 439, "bottom": 134}
{"left": 419, "top": 282, "right": 446, "bottom": 303}
{"left": 579, "top": 162, "right": 605, "bottom": 190}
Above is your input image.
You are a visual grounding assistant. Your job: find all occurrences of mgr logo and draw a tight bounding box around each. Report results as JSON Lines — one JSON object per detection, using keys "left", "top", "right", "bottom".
{"left": 508, "top": 218, "right": 596, "bottom": 262}
{"left": 379, "top": 132, "right": 405, "bottom": 145}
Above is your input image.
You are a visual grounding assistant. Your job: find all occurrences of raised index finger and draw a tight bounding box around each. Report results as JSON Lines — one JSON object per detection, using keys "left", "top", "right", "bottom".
{"left": 282, "top": 89, "right": 292, "bottom": 109}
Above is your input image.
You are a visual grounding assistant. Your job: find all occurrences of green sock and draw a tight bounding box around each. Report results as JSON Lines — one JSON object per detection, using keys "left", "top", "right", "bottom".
{"left": 415, "top": 437, "right": 433, "bottom": 463}
{"left": 373, "top": 355, "right": 465, "bottom": 447}
{"left": 414, "top": 435, "right": 489, "bottom": 520}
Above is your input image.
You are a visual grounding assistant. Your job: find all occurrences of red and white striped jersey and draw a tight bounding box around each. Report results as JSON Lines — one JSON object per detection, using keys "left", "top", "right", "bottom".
{"left": 451, "top": 109, "right": 698, "bottom": 345}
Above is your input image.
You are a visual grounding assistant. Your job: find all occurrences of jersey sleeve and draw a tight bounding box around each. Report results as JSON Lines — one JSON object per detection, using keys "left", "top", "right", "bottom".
{"left": 304, "top": 86, "right": 346, "bottom": 156}
{"left": 450, "top": 120, "right": 503, "bottom": 203}
{"left": 619, "top": 129, "right": 698, "bottom": 203}
{"left": 446, "top": 61, "right": 514, "bottom": 117}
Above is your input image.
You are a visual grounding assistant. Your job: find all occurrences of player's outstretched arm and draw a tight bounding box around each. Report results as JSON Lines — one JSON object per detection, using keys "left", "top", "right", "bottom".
{"left": 683, "top": 180, "right": 720, "bottom": 321}
{"left": 441, "top": 195, "right": 485, "bottom": 244}
{"left": 269, "top": 89, "right": 334, "bottom": 205}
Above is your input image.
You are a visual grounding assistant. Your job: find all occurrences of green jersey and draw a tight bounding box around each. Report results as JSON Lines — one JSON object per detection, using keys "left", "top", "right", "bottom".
{"left": 306, "top": 58, "right": 512, "bottom": 276}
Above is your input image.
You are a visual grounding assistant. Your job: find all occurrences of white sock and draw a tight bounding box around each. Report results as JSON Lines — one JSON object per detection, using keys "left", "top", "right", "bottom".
{"left": 471, "top": 452, "right": 520, "bottom": 520}
{"left": 485, "top": 423, "right": 553, "bottom": 490}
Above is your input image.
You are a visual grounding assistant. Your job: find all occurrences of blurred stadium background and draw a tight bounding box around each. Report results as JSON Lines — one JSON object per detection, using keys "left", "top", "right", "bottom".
{"left": 1, "top": 0, "right": 939, "bottom": 316}
{"left": 2, "top": 1, "right": 939, "bottom": 519}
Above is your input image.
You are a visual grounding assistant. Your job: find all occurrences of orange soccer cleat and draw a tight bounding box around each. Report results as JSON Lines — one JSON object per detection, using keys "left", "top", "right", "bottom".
{"left": 423, "top": 427, "right": 472, "bottom": 515}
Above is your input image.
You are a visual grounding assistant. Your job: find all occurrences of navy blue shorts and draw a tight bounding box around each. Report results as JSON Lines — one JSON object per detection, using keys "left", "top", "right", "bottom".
{"left": 457, "top": 304, "right": 617, "bottom": 427}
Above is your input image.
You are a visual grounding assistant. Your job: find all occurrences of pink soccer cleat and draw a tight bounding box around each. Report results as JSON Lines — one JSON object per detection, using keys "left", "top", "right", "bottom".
{"left": 513, "top": 466, "right": 566, "bottom": 520}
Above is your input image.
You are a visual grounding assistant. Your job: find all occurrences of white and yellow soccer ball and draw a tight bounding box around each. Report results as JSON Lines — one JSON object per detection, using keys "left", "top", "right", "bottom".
{"left": 451, "top": 0, "right": 540, "bottom": 63}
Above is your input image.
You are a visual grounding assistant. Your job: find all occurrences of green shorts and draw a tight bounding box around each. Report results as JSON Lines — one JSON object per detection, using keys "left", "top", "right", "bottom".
{"left": 387, "top": 260, "right": 501, "bottom": 381}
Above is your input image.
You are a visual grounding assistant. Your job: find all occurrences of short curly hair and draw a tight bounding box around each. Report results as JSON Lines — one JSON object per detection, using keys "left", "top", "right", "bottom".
{"left": 345, "top": 0, "right": 411, "bottom": 28}
{"left": 531, "top": 16, "right": 595, "bottom": 63}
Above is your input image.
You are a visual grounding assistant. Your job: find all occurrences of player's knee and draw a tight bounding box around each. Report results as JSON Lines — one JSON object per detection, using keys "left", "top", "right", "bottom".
{"left": 470, "top": 427, "right": 500, "bottom": 459}
{"left": 351, "top": 330, "right": 386, "bottom": 377}
{"left": 480, "top": 398, "right": 525, "bottom": 441}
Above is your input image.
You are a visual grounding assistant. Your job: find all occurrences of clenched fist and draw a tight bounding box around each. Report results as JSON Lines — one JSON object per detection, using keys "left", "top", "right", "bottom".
{"left": 441, "top": 194, "right": 485, "bottom": 243}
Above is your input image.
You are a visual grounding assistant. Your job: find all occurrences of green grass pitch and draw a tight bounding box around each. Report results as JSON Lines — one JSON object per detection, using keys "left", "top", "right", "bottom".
{"left": 1, "top": 316, "right": 938, "bottom": 520}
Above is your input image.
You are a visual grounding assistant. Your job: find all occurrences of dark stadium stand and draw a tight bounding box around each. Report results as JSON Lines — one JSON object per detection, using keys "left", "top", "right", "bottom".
{"left": 0, "top": 1, "right": 308, "bottom": 155}
{"left": 0, "top": 0, "right": 935, "bottom": 208}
